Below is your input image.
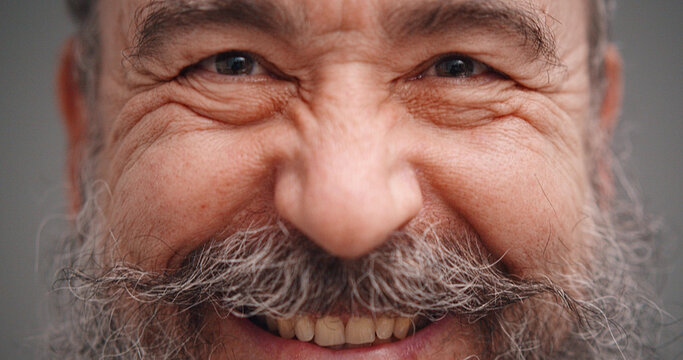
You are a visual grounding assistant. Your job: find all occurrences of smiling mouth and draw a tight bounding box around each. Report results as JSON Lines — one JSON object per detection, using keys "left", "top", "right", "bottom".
{"left": 249, "top": 314, "right": 431, "bottom": 349}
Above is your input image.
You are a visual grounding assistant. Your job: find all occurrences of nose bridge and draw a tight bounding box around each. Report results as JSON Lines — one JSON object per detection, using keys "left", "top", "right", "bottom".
{"left": 298, "top": 62, "right": 399, "bottom": 206}
{"left": 274, "top": 65, "right": 423, "bottom": 259}
{"left": 308, "top": 64, "right": 391, "bottom": 137}
{"left": 308, "top": 76, "right": 390, "bottom": 170}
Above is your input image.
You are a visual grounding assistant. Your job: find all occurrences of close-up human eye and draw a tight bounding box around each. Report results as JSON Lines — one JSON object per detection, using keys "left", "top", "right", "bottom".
{"left": 423, "top": 54, "right": 492, "bottom": 79}
{"left": 198, "top": 51, "right": 267, "bottom": 76}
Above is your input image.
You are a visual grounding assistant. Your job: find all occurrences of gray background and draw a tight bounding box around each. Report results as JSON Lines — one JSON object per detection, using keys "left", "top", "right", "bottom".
{"left": 0, "top": 1, "right": 680, "bottom": 359}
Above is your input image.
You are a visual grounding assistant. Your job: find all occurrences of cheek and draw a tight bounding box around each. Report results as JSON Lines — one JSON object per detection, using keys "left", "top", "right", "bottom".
{"left": 415, "top": 117, "right": 589, "bottom": 275}
{"left": 97, "top": 77, "right": 295, "bottom": 269}
{"left": 399, "top": 81, "right": 589, "bottom": 275}
{"left": 103, "top": 105, "right": 292, "bottom": 269}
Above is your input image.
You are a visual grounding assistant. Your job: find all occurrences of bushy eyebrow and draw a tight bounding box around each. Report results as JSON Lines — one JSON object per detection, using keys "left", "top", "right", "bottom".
{"left": 383, "top": 0, "right": 560, "bottom": 66}
{"left": 130, "top": 0, "right": 299, "bottom": 59}
{"left": 130, "top": 0, "right": 559, "bottom": 67}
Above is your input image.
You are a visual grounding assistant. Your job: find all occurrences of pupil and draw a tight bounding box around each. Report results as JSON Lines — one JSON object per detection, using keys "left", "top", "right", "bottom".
{"left": 216, "top": 52, "right": 254, "bottom": 75}
{"left": 436, "top": 57, "right": 474, "bottom": 78}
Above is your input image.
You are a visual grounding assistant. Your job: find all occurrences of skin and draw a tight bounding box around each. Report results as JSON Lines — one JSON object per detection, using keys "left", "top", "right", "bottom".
{"left": 58, "top": 0, "right": 623, "bottom": 358}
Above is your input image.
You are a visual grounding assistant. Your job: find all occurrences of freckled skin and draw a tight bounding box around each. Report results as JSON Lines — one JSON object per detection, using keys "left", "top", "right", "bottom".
{"left": 64, "top": 0, "right": 609, "bottom": 358}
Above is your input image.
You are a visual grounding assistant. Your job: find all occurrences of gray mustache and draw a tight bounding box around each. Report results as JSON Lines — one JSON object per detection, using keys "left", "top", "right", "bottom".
{"left": 73, "top": 223, "right": 567, "bottom": 321}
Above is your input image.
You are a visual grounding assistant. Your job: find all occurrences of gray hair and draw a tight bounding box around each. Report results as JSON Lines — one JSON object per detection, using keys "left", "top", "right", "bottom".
{"left": 49, "top": 194, "right": 662, "bottom": 359}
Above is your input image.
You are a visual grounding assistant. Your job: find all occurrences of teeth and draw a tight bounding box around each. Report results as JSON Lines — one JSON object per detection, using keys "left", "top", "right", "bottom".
{"left": 262, "top": 315, "right": 425, "bottom": 347}
{"left": 314, "top": 316, "right": 345, "bottom": 347}
{"left": 294, "top": 316, "right": 315, "bottom": 342}
{"left": 277, "top": 318, "right": 296, "bottom": 339}
{"left": 375, "top": 316, "right": 395, "bottom": 340}
{"left": 393, "top": 317, "right": 411, "bottom": 340}
{"left": 345, "top": 317, "right": 375, "bottom": 345}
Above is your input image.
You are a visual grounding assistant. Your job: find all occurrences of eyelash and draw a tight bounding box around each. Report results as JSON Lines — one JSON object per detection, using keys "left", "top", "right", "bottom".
{"left": 188, "top": 51, "right": 501, "bottom": 83}
{"left": 412, "top": 54, "right": 502, "bottom": 81}
{"left": 198, "top": 51, "right": 267, "bottom": 76}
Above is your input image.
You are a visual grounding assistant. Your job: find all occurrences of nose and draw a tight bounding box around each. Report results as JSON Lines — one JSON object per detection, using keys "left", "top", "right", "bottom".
{"left": 274, "top": 73, "right": 423, "bottom": 259}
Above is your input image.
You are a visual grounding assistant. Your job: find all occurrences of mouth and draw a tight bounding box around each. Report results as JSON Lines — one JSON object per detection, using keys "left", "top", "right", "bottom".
{"left": 249, "top": 314, "right": 432, "bottom": 349}
{"left": 224, "top": 310, "right": 457, "bottom": 359}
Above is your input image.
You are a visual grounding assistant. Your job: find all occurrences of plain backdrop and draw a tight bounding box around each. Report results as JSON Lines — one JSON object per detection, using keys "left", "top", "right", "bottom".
{"left": 0, "top": 1, "right": 680, "bottom": 359}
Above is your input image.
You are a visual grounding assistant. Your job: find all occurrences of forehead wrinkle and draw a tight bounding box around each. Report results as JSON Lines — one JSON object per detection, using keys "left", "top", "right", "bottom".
{"left": 382, "top": 0, "right": 561, "bottom": 68}
{"left": 128, "top": 0, "right": 303, "bottom": 60}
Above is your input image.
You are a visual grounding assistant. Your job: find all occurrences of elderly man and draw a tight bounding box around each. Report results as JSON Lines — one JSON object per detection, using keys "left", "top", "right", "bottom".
{"left": 50, "top": 0, "right": 661, "bottom": 359}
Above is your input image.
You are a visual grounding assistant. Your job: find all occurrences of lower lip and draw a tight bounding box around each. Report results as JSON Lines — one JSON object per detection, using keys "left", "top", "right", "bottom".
{"left": 235, "top": 315, "right": 452, "bottom": 360}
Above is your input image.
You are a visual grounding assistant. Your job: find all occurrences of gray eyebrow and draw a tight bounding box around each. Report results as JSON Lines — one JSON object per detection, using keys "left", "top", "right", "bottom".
{"left": 383, "top": 0, "right": 560, "bottom": 66}
{"left": 130, "top": 0, "right": 298, "bottom": 60}
{"left": 129, "top": 0, "right": 559, "bottom": 69}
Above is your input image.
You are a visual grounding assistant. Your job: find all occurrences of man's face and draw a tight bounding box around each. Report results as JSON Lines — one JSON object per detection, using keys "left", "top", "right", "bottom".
{"left": 65, "top": 0, "right": 609, "bottom": 358}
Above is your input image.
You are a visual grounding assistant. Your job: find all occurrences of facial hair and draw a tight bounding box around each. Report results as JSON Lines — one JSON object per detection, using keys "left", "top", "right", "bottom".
{"left": 46, "top": 183, "right": 662, "bottom": 360}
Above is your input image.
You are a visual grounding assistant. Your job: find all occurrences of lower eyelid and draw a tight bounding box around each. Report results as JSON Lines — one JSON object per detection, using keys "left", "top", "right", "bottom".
{"left": 186, "top": 69, "right": 274, "bottom": 84}
{"left": 410, "top": 72, "right": 504, "bottom": 87}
